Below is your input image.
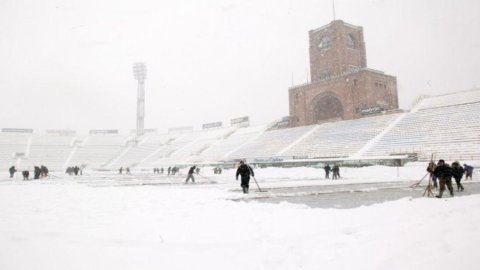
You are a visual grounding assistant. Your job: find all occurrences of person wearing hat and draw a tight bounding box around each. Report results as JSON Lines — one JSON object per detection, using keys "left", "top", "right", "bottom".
{"left": 236, "top": 161, "right": 254, "bottom": 194}
{"left": 433, "top": 159, "right": 454, "bottom": 198}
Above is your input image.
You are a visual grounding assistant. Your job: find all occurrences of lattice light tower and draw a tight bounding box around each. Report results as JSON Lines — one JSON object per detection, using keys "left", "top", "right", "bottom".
{"left": 133, "top": 62, "right": 147, "bottom": 136}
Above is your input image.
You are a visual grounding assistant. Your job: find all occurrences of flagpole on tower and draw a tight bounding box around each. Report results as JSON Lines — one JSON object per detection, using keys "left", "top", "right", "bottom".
{"left": 332, "top": 0, "right": 336, "bottom": 20}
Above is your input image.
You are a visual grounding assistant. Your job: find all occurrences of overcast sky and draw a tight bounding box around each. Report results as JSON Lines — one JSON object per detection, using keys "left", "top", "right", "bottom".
{"left": 1, "top": 0, "right": 479, "bottom": 133}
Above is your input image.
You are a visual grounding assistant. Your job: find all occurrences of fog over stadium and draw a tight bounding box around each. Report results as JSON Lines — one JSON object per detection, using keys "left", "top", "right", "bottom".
{"left": 1, "top": 0, "right": 479, "bottom": 132}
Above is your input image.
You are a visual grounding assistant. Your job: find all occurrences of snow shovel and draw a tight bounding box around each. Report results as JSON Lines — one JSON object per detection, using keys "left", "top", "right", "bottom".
{"left": 252, "top": 176, "right": 266, "bottom": 192}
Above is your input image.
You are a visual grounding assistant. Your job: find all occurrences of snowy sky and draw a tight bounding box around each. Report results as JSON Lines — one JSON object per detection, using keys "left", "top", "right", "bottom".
{"left": 0, "top": 0, "right": 479, "bottom": 133}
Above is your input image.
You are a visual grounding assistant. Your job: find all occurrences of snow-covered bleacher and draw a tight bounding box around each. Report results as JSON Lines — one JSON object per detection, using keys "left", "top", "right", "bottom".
{"left": 66, "top": 134, "right": 132, "bottom": 169}
{"left": 418, "top": 89, "right": 480, "bottom": 110}
{"left": 107, "top": 133, "right": 175, "bottom": 168}
{"left": 363, "top": 90, "right": 480, "bottom": 161}
{"left": 169, "top": 127, "right": 237, "bottom": 164}
{"left": 145, "top": 127, "right": 245, "bottom": 166}
{"left": 198, "top": 125, "right": 267, "bottom": 162}
{"left": 283, "top": 114, "right": 400, "bottom": 159}
{"left": 1, "top": 89, "right": 479, "bottom": 170}
{"left": 20, "top": 134, "right": 75, "bottom": 171}
{"left": 0, "top": 132, "right": 31, "bottom": 170}
{"left": 228, "top": 125, "right": 316, "bottom": 160}
{"left": 139, "top": 132, "right": 200, "bottom": 165}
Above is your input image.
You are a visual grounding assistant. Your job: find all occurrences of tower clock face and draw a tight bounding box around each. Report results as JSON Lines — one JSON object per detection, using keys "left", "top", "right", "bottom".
{"left": 318, "top": 36, "right": 331, "bottom": 51}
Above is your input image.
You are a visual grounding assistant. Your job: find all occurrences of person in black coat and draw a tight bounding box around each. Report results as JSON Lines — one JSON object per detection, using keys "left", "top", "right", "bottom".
{"left": 451, "top": 161, "right": 465, "bottom": 191}
{"left": 40, "top": 165, "right": 48, "bottom": 178}
{"left": 324, "top": 164, "right": 331, "bottom": 179}
{"left": 332, "top": 165, "right": 340, "bottom": 180}
{"left": 9, "top": 166, "right": 16, "bottom": 178}
{"left": 34, "top": 166, "right": 41, "bottom": 180}
{"left": 463, "top": 164, "right": 474, "bottom": 180}
{"left": 22, "top": 170, "right": 29, "bottom": 180}
{"left": 185, "top": 166, "right": 196, "bottom": 183}
{"left": 73, "top": 166, "right": 80, "bottom": 176}
{"left": 433, "top": 159, "right": 454, "bottom": 198}
{"left": 236, "top": 161, "right": 254, "bottom": 194}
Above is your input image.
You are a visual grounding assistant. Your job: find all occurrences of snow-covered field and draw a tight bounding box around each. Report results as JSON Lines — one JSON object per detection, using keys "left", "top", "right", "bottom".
{"left": 0, "top": 165, "right": 479, "bottom": 270}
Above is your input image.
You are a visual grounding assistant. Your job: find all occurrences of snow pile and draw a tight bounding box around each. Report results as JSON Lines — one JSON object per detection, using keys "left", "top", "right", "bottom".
{"left": 0, "top": 177, "right": 479, "bottom": 270}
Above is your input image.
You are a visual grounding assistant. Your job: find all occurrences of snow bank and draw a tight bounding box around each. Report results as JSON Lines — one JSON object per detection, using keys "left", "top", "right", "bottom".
{"left": 0, "top": 176, "right": 479, "bottom": 270}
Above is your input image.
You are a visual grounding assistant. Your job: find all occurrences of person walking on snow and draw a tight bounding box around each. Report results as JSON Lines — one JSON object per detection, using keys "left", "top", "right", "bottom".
{"left": 8, "top": 166, "right": 16, "bottom": 178}
{"left": 433, "top": 159, "right": 454, "bottom": 198}
{"left": 332, "top": 164, "right": 340, "bottom": 179}
{"left": 324, "top": 164, "right": 331, "bottom": 179}
{"left": 451, "top": 161, "right": 465, "bottom": 191}
{"left": 22, "top": 170, "right": 29, "bottom": 180}
{"left": 463, "top": 164, "right": 474, "bottom": 180}
{"left": 185, "top": 166, "right": 196, "bottom": 183}
{"left": 236, "top": 161, "right": 254, "bottom": 194}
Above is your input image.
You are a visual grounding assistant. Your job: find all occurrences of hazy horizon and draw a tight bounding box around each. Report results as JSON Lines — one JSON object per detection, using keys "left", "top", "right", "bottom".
{"left": 1, "top": 0, "right": 479, "bottom": 133}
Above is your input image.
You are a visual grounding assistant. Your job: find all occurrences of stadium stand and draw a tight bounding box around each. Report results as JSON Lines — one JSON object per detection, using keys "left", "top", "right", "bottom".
{"left": 0, "top": 132, "right": 31, "bottom": 170}
{"left": 20, "top": 134, "right": 75, "bottom": 171}
{"left": 106, "top": 133, "right": 175, "bottom": 169}
{"left": 1, "top": 89, "right": 479, "bottom": 171}
{"left": 197, "top": 125, "right": 267, "bottom": 162}
{"left": 282, "top": 114, "right": 400, "bottom": 159}
{"left": 66, "top": 134, "right": 132, "bottom": 169}
{"left": 228, "top": 125, "right": 316, "bottom": 160}
{"left": 362, "top": 90, "right": 480, "bottom": 161}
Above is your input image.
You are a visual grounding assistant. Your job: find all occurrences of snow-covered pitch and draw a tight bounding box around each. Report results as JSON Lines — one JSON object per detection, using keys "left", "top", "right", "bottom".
{"left": 0, "top": 165, "right": 479, "bottom": 270}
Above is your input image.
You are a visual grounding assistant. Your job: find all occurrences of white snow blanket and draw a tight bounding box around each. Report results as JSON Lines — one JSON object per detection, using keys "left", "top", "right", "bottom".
{"left": 0, "top": 165, "right": 478, "bottom": 270}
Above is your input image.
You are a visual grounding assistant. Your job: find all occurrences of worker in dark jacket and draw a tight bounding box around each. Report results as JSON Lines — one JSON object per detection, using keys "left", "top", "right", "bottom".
{"left": 324, "top": 164, "right": 331, "bottom": 179}
{"left": 236, "top": 161, "right": 254, "bottom": 194}
{"left": 9, "top": 166, "right": 16, "bottom": 178}
{"left": 22, "top": 170, "right": 29, "bottom": 180}
{"left": 451, "top": 161, "right": 465, "bottom": 191}
{"left": 433, "top": 159, "right": 454, "bottom": 198}
{"left": 463, "top": 164, "right": 474, "bottom": 180}
{"left": 332, "top": 164, "right": 340, "bottom": 180}
{"left": 34, "top": 166, "right": 41, "bottom": 180}
{"left": 185, "top": 166, "right": 196, "bottom": 183}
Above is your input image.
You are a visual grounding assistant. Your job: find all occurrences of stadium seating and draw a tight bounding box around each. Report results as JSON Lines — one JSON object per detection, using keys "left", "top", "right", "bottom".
{"left": 197, "top": 125, "right": 267, "bottom": 162}
{"left": 363, "top": 90, "right": 480, "bottom": 161}
{"left": 66, "top": 134, "right": 132, "bottom": 169}
{"left": 0, "top": 132, "right": 32, "bottom": 170}
{"left": 283, "top": 114, "right": 399, "bottom": 159}
{"left": 228, "top": 125, "right": 315, "bottom": 160}
{"left": 20, "top": 134, "right": 76, "bottom": 171}
{"left": 1, "top": 89, "right": 479, "bottom": 170}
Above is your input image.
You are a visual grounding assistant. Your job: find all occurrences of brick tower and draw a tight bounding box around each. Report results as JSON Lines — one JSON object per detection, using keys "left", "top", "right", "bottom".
{"left": 289, "top": 20, "right": 398, "bottom": 127}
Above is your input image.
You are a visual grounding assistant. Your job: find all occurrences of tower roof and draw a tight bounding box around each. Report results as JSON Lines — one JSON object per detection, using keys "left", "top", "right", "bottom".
{"left": 310, "top": 20, "right": 362, "bottom": 34}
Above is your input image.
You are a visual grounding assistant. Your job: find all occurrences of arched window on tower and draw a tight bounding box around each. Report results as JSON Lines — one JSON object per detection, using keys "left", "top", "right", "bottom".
{"left": 346, "top": 34, "right": 355, "bottom": 49}
{"left": 318, "top": 36, "right": 331, "bottom": 52}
